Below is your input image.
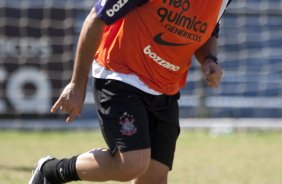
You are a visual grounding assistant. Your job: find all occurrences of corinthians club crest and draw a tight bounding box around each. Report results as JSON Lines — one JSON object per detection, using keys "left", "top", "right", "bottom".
{"left": 119, "top": 112, "right": 137, "bottom": 136}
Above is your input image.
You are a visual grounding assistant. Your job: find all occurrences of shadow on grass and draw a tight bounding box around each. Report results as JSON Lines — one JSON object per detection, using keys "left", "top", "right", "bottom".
{"left": 0, "top": 164, "right": 33, "bottom": 172}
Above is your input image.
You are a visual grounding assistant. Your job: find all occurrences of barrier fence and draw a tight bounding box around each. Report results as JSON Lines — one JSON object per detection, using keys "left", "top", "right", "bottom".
{"left": 0, "top": 0, "right": 281, "bottom": 124}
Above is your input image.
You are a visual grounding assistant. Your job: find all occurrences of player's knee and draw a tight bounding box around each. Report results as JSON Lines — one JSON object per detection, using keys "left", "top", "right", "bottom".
{"left": 117, "top": 150, "right": 150, "bottom": 181}
{"left": 153, "top": 175, "right": 168, "bottom": 184}
{"left": 118, "top": 161, "right": 149, "bottom": 181}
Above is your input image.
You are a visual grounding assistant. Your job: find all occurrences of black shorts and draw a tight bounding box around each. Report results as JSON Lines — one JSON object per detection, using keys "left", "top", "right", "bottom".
{"left": 93, "top": 78, "right": 180, "bottom": 170}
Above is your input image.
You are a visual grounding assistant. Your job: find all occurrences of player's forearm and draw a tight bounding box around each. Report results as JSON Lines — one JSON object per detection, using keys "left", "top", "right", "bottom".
{"left": 195, "top": 36, "right": 218, "bottom": 65}
{"left": 70, "top": 8, "right": 105, "bottom": 87}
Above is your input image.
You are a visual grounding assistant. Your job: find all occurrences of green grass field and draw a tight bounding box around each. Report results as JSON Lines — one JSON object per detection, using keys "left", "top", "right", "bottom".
{"left": 1, "top": 130, "right": 282, "bottom": 184}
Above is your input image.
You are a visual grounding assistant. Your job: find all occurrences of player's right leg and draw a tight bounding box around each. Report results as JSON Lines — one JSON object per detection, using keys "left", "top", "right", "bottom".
{"left": 75, "top": 148, "right": 150, "bottom": 181}
{"left": 29, "top": 148, "right": 150, "bottom": 183}
{"left": 29, "top": 78, "right": 153, "bottom": 183}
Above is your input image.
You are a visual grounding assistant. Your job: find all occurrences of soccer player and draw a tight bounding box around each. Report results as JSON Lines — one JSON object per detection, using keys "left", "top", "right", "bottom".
{"left": 29, "top": 0, "right": 232, "bottom": 183}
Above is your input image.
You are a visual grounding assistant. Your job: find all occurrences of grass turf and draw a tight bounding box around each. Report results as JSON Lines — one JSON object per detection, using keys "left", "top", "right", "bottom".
{"left": 1, "top": 130, "right": 282, "bottom": 184}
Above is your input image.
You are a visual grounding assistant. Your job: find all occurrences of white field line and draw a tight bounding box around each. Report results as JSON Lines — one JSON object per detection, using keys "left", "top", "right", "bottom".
{"left": 0, "top": 118, "right": 282, "bottom": 130}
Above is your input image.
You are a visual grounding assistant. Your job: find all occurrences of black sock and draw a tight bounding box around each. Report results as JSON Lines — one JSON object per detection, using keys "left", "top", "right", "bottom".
{"left": 42, "top": 156, "right": 80, "bottom": 183}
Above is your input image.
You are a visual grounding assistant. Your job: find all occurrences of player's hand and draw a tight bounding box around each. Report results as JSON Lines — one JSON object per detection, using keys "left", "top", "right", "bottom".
{"left": 51, "top": 83, "right": 86, "bottom": 123}
{"left": 201, "top": 59, "right": 223, "bottom": 88}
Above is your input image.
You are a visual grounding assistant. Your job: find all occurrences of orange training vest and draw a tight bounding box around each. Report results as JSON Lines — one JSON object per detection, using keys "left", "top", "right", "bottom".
{"left": 95, "top": 0, "right": 224, "bottom": 95}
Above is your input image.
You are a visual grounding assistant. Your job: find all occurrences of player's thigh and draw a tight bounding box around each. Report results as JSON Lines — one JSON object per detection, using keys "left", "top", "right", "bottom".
{"left": 149, "top": 107, "right": 180, "bottom": 170}
{"left": 132, "top": 159, "right": 169, "bottom": 184}
{"left": 93, "top": 78, "right": 151, "bottom": 154}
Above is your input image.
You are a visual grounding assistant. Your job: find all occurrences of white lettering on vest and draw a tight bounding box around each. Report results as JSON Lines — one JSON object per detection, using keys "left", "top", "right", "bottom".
{"left": 106, "top": 0, "right": 129, "bottom": 17}
{"left": 143, "top": 45, "right": 180, "bottom": 71}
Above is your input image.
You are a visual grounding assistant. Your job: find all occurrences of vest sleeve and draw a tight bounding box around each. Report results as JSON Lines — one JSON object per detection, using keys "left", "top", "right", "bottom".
{"left": 212, "top": 0, "right": 232, "bottom": 38}
{"left": 212, "top": 23, "right": 220, "bottom": 38}
{"left": 95, "top": 0, "right": 148, "bottom": 25}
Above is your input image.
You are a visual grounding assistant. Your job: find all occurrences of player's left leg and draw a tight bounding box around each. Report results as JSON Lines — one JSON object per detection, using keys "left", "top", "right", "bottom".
{"left": 132, "top": 112, "right": 180, "bottom": 184}
{"left": 132, "top": 159, "right": 169, "bottom": 184}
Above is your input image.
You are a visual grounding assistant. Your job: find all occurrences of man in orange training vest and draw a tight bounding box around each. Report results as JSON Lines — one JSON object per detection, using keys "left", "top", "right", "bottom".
{"left": 29, "top": 0, "right": 232, "bottom": 183}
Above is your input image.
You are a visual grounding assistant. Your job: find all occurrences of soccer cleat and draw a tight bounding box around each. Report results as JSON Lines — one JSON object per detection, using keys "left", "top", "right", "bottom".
{"left": 28, "top": 156, "right": 55, "bottom": 184}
